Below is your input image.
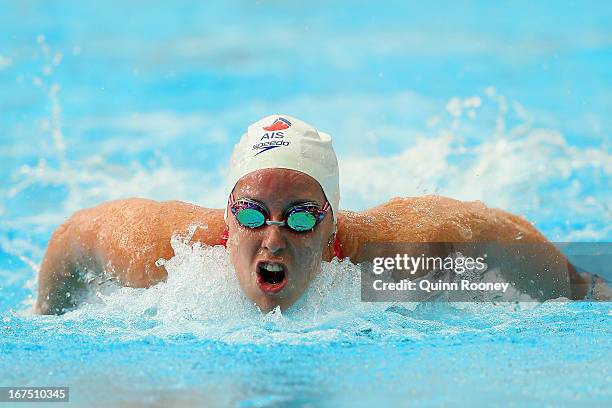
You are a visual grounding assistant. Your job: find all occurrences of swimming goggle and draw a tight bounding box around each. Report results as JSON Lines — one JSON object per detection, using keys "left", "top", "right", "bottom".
{"left": 229, "top": 193, "right": 330, "bottom": 232}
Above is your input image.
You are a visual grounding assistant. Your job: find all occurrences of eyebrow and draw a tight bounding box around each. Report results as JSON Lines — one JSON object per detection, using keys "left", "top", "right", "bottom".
{"left": 239, "top": 196, "right": 321, "bottom": 211}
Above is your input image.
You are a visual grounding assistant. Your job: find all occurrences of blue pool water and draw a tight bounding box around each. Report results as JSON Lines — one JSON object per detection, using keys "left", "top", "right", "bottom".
{"left": 1, "top": 1, "right": 611, "bottom": 406}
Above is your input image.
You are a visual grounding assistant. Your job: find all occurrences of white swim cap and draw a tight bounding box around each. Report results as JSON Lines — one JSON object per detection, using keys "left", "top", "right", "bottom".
{"left": 225, "top": 114, "right": 340, "bottom": 224}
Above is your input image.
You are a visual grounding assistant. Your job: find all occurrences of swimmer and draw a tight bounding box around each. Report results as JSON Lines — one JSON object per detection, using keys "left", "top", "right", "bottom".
{"left": 35, "top": 115, "right": 609, "bottom": 314}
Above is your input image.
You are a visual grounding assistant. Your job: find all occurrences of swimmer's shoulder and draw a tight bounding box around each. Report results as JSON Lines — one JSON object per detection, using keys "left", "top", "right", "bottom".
{"left": 357, "top": 195, "right": 539, "bottom": 242}
{"left": 375, "top": 195, "right": 487, "bottom": 214}
{"left": 156, "top": 200, "right": 226, "bottom": 245}
{"left": 92, "top": 198, "right": 225, "bottom": 241}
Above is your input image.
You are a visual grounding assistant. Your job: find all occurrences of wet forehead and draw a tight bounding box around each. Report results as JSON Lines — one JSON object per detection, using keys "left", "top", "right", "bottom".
{"left": 234, "top": 168, "right": 326, "bottom": 209}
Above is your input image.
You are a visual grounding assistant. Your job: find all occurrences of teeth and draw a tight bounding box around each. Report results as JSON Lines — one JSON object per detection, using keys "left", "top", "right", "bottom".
{"left": 261, "top": 263, "right": 284, "bottom": 272}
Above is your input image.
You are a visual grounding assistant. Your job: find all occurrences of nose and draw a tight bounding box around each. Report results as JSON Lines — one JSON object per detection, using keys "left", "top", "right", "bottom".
{"left": 261, "top": 224, "right": 287, "bottom": 254}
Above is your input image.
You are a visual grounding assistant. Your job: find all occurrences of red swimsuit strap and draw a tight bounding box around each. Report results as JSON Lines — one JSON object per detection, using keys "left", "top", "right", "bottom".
{"left": 333, "top": 235, "right": 344, "bottom": 260}
{"left": 219, "top": 227, "right": 230, "bottom": 247}
{"left": 218, "top": 227, "right": 345, "bottom": 261}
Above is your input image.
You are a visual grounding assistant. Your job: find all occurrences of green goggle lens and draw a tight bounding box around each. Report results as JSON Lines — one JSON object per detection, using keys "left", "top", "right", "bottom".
{"left": 287, "top": 211, "right": 317, "bottom": 231}
{"left": 236, "top": 208, "right": 266, "bottom": 228}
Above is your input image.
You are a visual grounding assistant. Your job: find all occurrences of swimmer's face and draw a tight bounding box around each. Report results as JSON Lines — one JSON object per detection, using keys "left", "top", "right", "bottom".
{"left": 227, "top": 168, "right": 334, "bottom": 312}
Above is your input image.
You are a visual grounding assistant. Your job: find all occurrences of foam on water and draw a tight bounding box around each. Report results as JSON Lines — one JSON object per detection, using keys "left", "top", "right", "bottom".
{"left": 36, "top": 234, "right": 378, "bottom": 343}
{"left": 22, "top": 230, "right": 587, "bottom": 348}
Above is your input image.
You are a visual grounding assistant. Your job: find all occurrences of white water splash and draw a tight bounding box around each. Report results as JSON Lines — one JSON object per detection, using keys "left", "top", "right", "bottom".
{"left": 48, "top": 233, "right": 389, "bottom": 343}
{"left": 32, "top": 233, "right": 563, "bottom": 345}
{"left": 340, "top": 91, "right": 612, "bottom": 231}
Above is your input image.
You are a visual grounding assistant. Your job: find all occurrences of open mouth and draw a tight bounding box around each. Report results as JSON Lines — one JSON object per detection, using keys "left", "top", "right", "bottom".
{"left": 256, "top": 261, "right": 288, "bottom": 294}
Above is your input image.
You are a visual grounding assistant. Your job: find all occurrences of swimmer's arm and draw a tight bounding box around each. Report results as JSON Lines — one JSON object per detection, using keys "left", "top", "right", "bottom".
{"left": 337, "top": 195, "right": 590, "bottom": 300}
{"left": 36, "top": 198, "right": 226, "bottom": 314}
{"left": 35, "top": 220, "right": 90, "bottom": 314}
